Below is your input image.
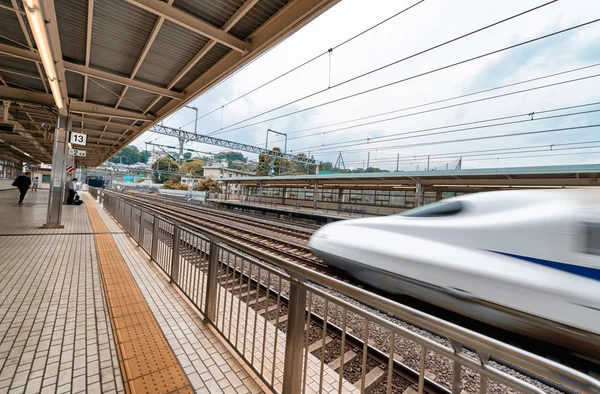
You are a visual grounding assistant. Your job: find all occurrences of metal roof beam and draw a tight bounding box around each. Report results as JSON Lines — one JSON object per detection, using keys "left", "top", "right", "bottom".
{"left": 125, "top": 0, "right": 248, "bottom": 54}
{"left": 9, "top": 0, "right": 49, "bottom": 94}
{"left": 0, "top": 43, "right": 185, "bottom": 100}
{"left": 69, "top": 99, "right": 154, "bottom": 121}
{"left": 0, "top": 85, "right": 153, "bottom": 120}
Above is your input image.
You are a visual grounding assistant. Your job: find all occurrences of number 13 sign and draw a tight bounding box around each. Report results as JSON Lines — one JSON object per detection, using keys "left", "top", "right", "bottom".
{"left": 70, "top": 132, "right": 87, "bottom": 146}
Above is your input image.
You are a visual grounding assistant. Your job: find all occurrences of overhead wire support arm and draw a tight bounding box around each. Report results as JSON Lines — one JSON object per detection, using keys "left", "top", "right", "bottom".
{"left": 149, "top": 124, "right": 316, "bottom": 164}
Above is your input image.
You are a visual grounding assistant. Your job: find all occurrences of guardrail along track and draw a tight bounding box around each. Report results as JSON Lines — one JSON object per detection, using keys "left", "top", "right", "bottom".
{"left": 103, "top": 191, "right": 600, "bottom": 394}
{"left": 117, "top": 193, "right": 324, "bottom": 267}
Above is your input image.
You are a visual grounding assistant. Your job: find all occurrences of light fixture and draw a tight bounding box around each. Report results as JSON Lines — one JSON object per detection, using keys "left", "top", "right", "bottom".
{"left": 24, "top": 0, "right": 64, "bottom": 110}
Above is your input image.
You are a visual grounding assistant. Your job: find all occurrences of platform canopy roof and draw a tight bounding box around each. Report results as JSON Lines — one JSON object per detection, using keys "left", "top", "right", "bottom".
{"left": 221, "top": 164, "right": 600, "bottom": 190}
{"left": 0, "top": 0, "right": 338, "bottom": 166}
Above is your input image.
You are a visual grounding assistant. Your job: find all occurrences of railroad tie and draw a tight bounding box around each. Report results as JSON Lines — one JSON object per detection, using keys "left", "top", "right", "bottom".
{"left": 239, "top": 289, "right": 258, "bottom": 298}
{"left": 256, "top": 304, "right": 279, "bottom": 316}
{"left": 269, "top": 313, "right": 289, "bottom": 325}
{"left": 307, "top": 335, "right": 333, "bottom": 353}
{"left": 353, "top": 366, "right": 386, "bottom": 393}
{"left": 247, "top": 296, "right": 268, "bottom": 307}
{"left": 328, "top": 350, "right": 357, "bottom": 371}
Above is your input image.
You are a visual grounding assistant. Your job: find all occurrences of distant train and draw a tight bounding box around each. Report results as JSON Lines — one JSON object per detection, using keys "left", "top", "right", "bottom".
{"left": 309, "top": 189, "right": 600, "bottom": 357}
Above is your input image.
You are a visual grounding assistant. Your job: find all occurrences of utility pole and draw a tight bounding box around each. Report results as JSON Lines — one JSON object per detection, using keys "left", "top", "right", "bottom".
{"left": 178, "top": 128, "right": 185, "bottom": 165}
{"left": 427, "top": 155, "right": 430, "bottom": 171}
{"left": 367, "top": 152, "right": 370, "bottom": 169}
{"left": 396, "top": 153, "right": 399, "bottom": 172}
{"left": 177, "top": 105, "right": 199, "bottom": 165}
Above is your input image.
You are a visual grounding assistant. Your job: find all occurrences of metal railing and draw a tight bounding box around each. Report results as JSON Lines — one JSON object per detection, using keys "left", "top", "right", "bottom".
{"left": 102, "top": 191, "right": 600, "bottom": 394}
{"left": 88, "top": 186, "right": 104, "bottom": 204}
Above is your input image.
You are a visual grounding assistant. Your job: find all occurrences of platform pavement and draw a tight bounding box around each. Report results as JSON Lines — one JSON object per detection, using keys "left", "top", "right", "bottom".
{"left": 0, "top": 189, "right": 268, "bottom": 394}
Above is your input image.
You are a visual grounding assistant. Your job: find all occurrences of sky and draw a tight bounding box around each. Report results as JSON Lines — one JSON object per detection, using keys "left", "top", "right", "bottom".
{"left": 133, "top": 0, "right": 600, "bottom": 171}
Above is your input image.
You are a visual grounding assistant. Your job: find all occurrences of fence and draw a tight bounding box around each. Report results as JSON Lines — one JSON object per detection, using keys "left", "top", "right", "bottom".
{"left": 102, "top": 191, "right": 600, "bottom": 394}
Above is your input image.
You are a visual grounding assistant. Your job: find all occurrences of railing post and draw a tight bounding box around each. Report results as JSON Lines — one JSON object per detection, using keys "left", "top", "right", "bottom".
{"left": 170, "top": 225, "right": 181, "bottom": 283}
{"left": 150, "top": 216, "right": 159, "bottom": 261}
{"left": 137, "top": 210, "right": 144, "bottom": 247}
{"left": 204, "top": 240, "right": 220, "bottom": 323}
{"left": 282, "top": 280, "right": 307, "bottom": 394}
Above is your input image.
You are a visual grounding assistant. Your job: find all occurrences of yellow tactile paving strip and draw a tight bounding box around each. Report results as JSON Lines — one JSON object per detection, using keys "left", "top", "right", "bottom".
{"left": 84, "top": 196, "right": 194, "bottom": 394}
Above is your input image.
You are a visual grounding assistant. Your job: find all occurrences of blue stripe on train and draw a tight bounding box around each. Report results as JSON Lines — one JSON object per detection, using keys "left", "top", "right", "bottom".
{"left": 489, "top": 251, "right": 600, "bottom": 282}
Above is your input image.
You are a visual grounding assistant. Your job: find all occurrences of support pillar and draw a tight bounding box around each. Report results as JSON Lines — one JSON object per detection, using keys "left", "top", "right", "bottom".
{"left": 415, "top": 183, "right": 423, "bottom": 207}
{"left": 44, "top": 115, "right": 70, "bottom": 228}
{"left": 313, "top": 181, "right": 318, "bottom": 209}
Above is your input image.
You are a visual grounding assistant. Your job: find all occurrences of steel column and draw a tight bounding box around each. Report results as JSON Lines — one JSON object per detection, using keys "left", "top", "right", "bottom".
{"left": 170, "top": 225, "right": 181, "bottom": 283}
{"left": 44, "top": 115, "right": 70, "bottom": 228}
{"left": 204, "top": 240, "right": 220, "bottom": 322}
{"left": 150, "top": 216, "right": 159, "bottom": 260}
{"left": 282, "top": 282, "right": 307, "bottom": 394}
{"left": 137, "top": 210, "right": 144, "bottom": 247}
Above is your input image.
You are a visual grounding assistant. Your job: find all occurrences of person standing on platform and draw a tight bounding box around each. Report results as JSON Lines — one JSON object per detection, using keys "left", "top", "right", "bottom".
{"left": 12, "top": 171, "right": 32, "bottom": 205}
{"left": 67, "top": 178, "right": 77, "bottom": 205}
{"left": 32, "top": 176, "right": 39, "bottom": 191}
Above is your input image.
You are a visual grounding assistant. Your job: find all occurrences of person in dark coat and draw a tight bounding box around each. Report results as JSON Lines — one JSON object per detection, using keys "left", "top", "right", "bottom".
{"left": 12, "top": 172, "right": 32, "bottom": 205}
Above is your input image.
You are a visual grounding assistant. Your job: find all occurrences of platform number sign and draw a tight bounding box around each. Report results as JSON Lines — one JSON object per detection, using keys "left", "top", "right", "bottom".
{"left": 70, "top": 132, "right": 87, "bottom": 146}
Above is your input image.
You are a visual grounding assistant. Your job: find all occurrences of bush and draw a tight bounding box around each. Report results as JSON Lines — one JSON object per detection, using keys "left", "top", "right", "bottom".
{"left": 162, "top": 180, "right": 189, "bottom": 190}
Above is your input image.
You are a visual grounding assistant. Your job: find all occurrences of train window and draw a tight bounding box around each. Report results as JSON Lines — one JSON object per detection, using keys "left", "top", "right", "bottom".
{"left": 583, "top": 222, "right": 600, "bottom": 256}
{"left": 399, "top": 201, "right": 463, "bottom": 217}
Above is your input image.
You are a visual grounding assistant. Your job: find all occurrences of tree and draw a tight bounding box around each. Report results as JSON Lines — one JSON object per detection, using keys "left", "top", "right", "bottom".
{"left": 183, "top": 152, "right": 192, "bottom": 160}
{"left": 294, "top": 153, "right": 308, "bottom": 175}
{"left": 151, "top": 157, "right": 179, "bottom": 183}
{"left": 318, "top": 161, "right": 333, "bottom": 172}
{"left": 109, "top": 145, "right": 141, "bottom": 165}
{"left": 195, "top": 178, "right": 222, "bottom": 193}
{"left": 181, "top": 159, "right": 204, "bottom": 176}
{"left": 139, "top": 150, "right": 151, "bottom": 163}
{"left": 255, "top": 152, "right": 271, "bottom": 176}
{"left": 214, "top": 151, "right": 247, "bottom": 163}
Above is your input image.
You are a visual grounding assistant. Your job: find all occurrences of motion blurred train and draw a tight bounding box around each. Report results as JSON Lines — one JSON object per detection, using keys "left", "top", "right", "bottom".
{"left": 309, "top": 189, "right": 600, "bottom": 357}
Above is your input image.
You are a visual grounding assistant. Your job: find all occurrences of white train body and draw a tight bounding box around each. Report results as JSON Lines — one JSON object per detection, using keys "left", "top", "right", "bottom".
{"left": 308, "top": 189, "right": 600, "bottom": 355}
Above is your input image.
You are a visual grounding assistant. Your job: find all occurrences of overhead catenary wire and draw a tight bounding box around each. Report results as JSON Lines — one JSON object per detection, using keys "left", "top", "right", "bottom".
{"left": 294, "top": 101, "right": 600, "bottom": 153}
{"left": 176, "top": 0, "right": 427, "bottom": 130}
{"left": 208, "top": 16, "right": 600, "bottom": 136}
{"left": 339, "top": 139, "right": 600, "bottom": 166}
{"left": 254, "top": 62, "right": 600, "bottom": 146}
{"left": 310, "top": 123, "right": 600, "bottom": 155}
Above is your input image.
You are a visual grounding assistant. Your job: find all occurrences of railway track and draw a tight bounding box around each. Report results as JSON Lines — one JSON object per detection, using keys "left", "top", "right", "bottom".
{"left": 107, "top": 191, "right": 598, "bottom": 392}
{"left": 117, "top": 193, "right": 324, "bottom": 268}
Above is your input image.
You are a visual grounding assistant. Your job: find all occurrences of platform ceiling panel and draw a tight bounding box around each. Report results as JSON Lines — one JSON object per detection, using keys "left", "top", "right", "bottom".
{"left": 65, "top": 71, "right": 84, "bottom": 100}
{"left": 229, "top": 0, "right": 289, "bottom": 40}
{"left": 172, "top": 43, "right": 231, "bottom": 91}
{"left": 135, "top": 20, "right": 209, "bottom": 88}
{"left": 0, "top": 7, "right": 26, "bottom": 47}
{"left": 90, "top": 0, "right": 158, "bottom": 76}
{"left": 54, "top": 0, "right": 88, "bottom": 64}
{"left": 85, "top": 77, "right": 122, "bottom": 107}
{"left": 118, "top": 86, "right": 157, "bottom": 114}
{"left": 172, "top": 0, "right": 239, "bottom": 31}
{"left": 0, "top": 0, "right": 339, "bottom": 166}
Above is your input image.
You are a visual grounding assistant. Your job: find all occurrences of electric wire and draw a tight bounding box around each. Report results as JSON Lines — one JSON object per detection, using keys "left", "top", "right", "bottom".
{"left": 340, "top": 140, "right": 600, "bottom": 166}
{"left": 312, "top": 123, "right": 600, "bottom": 154}
{"left": 294, "top": 101, "right": 600, "bottom": 153}
{"left": 253, "top": 62, "right": 600, "bottom": 146}
{"left": 208, "top": 16, "right": 600, "bottom": 136}
{"left": 176, "top": 0, "right": 426, "bottom": 130}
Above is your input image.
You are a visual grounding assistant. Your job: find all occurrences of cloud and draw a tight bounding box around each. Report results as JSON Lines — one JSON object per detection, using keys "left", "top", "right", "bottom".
{"left": 133, "top": 0, "right": 600, "bottom": 170}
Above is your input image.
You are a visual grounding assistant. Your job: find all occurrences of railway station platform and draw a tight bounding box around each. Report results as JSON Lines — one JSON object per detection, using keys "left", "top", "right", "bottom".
{"left": 207, "top": 199, "right": 368, "bottom": 225}
{"left": 0, "top": 190, "right": 267, "bottom": 394}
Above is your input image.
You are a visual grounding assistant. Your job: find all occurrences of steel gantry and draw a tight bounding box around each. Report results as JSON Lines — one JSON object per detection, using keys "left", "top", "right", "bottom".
{"left": 149, "top": 124, "right": 317, "bottom": 165}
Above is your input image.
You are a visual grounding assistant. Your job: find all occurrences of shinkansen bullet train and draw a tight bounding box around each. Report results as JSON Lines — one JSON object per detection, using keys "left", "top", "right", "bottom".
{"left": 309, "top": 189, "right": 600, "bottom": 357}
